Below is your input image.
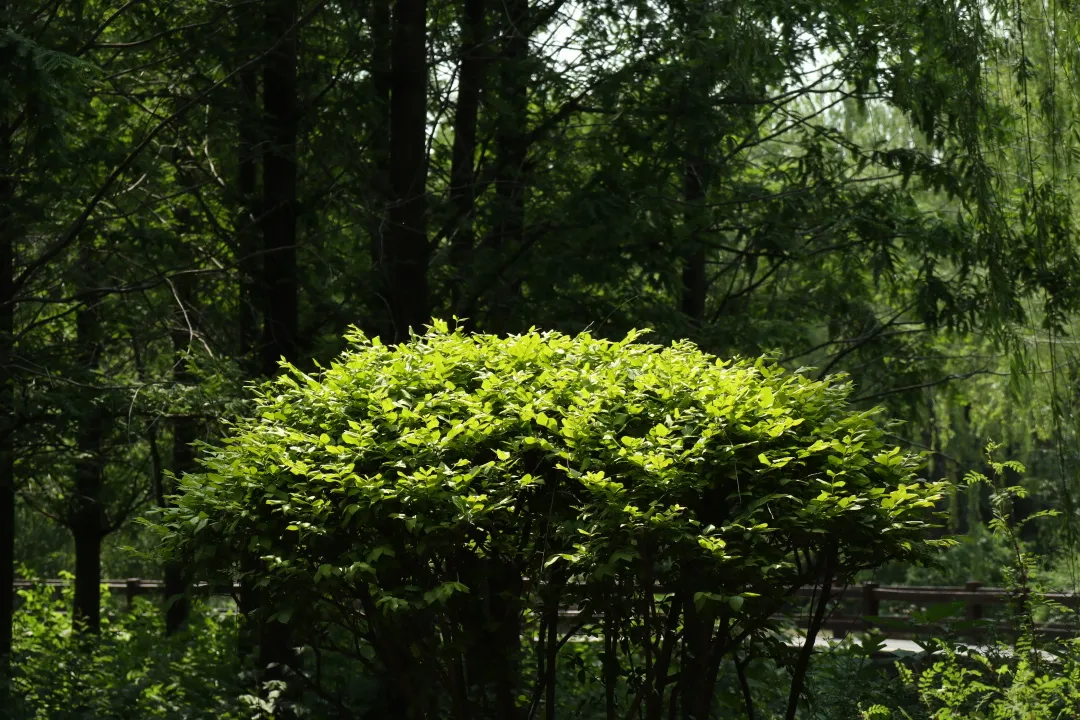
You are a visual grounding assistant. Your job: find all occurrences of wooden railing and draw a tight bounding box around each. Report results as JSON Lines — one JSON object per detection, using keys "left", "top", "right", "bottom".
{"left": 792, "top": 581, "right": 1080, "bottom": 639}
{"left": 14, "top": 579, "right": 1080, "bottom": 639}
{"left": 12, "top": 578, "right": 235, "bottom": 605}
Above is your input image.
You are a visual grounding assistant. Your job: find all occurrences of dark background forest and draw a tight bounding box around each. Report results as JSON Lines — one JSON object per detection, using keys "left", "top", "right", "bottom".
{"left": 6, "top": 0, "right": 1080, "bottom": 716}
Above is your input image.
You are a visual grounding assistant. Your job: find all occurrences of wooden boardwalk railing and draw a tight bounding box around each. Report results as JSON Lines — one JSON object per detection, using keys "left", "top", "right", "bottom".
{"left": 12, "top": 578, "right": 235, "bottom": 605}
{"left": 790, "top": 581, "right": 1080, "bottom": 639}
{"left": 14, "top": 579, "right": 1080, "bottom": 639}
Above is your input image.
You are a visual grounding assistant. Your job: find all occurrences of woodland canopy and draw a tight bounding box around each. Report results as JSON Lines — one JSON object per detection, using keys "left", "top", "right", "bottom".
{"left": 6, "top": 0, "right": 1080, "bottom": 716}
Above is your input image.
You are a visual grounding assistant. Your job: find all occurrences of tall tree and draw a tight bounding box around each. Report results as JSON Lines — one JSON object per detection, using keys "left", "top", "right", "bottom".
{"left": 250, "top": 0, "right": 304, "bottom": 686}
{"left": 261, "top": 0, "right": 300, "bottom": 374}
{"left": 677, "top": 3, "right": 717, "bottom": 326}
{"left": 0, "top": 0, "right": 21, "bottom": 679}
{"left": 482, "top": 0, "right": 530, "bottom": 330}
{"left": 385, "top": 0, "right": 430, "bottom": 343}
{"left": 368, "top": 0, "right": 392, "bottom": 332}
{"left": 237, "top": 6, "right": 262, "bottom": 374}
{"left": 447, "top": 0, "right": 488, "bottom": 317}
{"left": 70, "top": 271, "right": 107, "bottom": 633}
{"left": 0, "top": 79, "right": 14, "bottom": 687}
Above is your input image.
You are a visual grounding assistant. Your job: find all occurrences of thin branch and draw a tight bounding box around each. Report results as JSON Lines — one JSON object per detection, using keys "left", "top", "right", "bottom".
{"left": 851, "top": 369, "right": 999, "bottom": 403}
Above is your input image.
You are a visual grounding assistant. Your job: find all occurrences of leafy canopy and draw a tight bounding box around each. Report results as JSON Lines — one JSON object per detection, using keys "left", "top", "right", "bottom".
{"left": 158, "top": 321, "right": 947, "bottom": 588}
{"left": 152, "top": 321, "right": 951, "bottom": 714}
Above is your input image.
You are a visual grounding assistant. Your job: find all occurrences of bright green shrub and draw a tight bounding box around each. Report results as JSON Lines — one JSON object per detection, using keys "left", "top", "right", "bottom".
{"left": 154, "top": 323, "right": 950, "bottom": 718}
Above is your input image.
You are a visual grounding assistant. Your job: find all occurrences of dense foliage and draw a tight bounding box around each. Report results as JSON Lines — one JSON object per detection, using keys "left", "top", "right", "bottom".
{"left": 152, "top": 325, "right": 949, "bottom": 717}
{"left": 10, "top": 577, "right": 244, "bottom": 719}
{"left": 7, "top": 0, "right": 1080, "bottom": 714}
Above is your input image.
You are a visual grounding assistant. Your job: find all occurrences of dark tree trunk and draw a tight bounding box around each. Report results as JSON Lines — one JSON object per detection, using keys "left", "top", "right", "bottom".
{"left": 448, "top": 0, "right": 487, "bottom": 317}
{"left": 233, "top": 3, "right": 262, "bottom": 662}
{"left": 368, "top": 0, "right": 391, "bottom": 283}
{"left": 384, "top": 0, "right": 430, "bottom": 343}
{"left": 785, "top": 546, "right": 837, "bottom": 720}
{"left": 254, "top": 0, "right": 301, "bottom": 689}
{"left": 676, "top": 594, "right": 713, "bottom": 720}
{"left": 71, "top": 289, "right": 107, "bottom": 634}
{"left": 162, "top": 564, "right": 187, "bottom": 634}
{"left": 237, "top": 19, "right": 261, "bottom": 374}
{"left": 680, "top": 158, "right": 708, "bottom": 323}
{"left": 0, "top": 118, "right": 15, "bottom": 684}
{"left": 261, "top": 0, "right": 300, "bottom": 375}
{"left": 492, "top": 0, "right": 529, "bottom": 250}
{"left": 482, "top": 0, "right": 529, "bottom": 330}
{"left": 72, "top": 529, "right": 102, "bottom": 630}
{"left": 678, "top": 31, "right": 712, "bottom": 326}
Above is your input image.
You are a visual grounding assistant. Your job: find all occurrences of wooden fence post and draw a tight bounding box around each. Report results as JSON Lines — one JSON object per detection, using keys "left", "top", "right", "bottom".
{"left": 861, "top": 582, "right": 879, "bottom": 632}
{"left": 125, "top": 578, "right": 140, "bottom": 610}
{"left": 965, "top": 581, "right": 983, "bottom": 621}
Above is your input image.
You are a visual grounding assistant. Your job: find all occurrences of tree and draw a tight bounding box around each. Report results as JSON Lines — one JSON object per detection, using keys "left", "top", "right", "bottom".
{"left": 261, "top": 0, "right": 301, "bottom": 374}
{"left": 383, "top": 0, "right": 431, "bottom": 343}
{"left": 70, "top": 259, "right": 109, "bottom": 633}
{"left": 10, "top": 0, "right": 1080, "bottom": 686}
{"left": 0, "top": 27, "right": 13, "bottom": 687}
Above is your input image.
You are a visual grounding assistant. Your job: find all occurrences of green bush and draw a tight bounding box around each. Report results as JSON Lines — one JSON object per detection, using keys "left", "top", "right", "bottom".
{"left": 9, "top": 574, "right": 245, "bottom": 719}
{"left": 887, "top": 642, "right": 1080, "bottom": 719}
{"left": 154, "top": 323, "right": 951, "bottom": 718}
{"left": 872, "top": 447, "right": 1080, "bottom": 720}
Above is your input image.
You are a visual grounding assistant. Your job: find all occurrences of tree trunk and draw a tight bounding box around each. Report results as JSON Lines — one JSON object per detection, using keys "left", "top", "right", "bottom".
{"left": 72, "top": 529, "right": 102, "bottom": 631}
{"left": 254, "top": 0, "right": 301, "bottom": 687}
{"left": 237, "top": 14, "right": 261, "bottom": 374}
{"left": 680, "top": 157, "right": 708, "bottom": 323}
{"left": 368, "top": 0, "right": 391, "bottom": 308}
{"left": 234, "top": 2, "right": 262, "bottom": 661}
{"left": 71, "top": 289, "right": 107, "bottom": 634}
{"left": 261, "top": 0, "right": 300, "bottom": 375}
{"left": 482, "top": 0, "right": 529, "bottom": 331}
{"left": 785, "top": 545, "right": 837, "bottom": 720}
{"left": 676, "top": 594, "right": 713, "bottom": 720}
{"left": 492, "top": 0, "right": 529, "bottom": 250}
{"left": 384, "top": 0, "right": 430, "bottom": 343}
{"left": 0, "top": 116, "right": 15, "bottom": 686}
{"left": 448, "top": 0, "right": 487, "bottom": 318}
{"left": 678, "top": 25, "right": 713, "bottom": 326}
